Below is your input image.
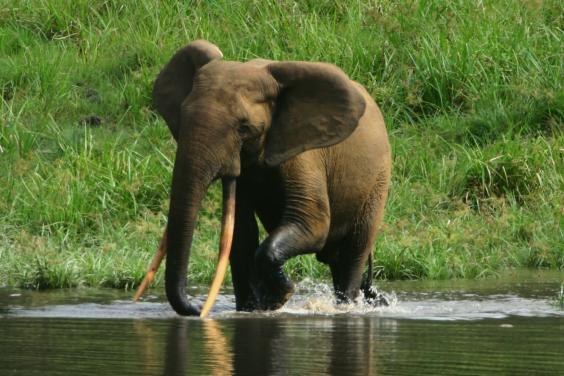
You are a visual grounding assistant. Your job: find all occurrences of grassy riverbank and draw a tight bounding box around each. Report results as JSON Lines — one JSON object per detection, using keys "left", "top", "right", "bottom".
{"left": 1, "top": 0, "right": 562, "bottom": 289}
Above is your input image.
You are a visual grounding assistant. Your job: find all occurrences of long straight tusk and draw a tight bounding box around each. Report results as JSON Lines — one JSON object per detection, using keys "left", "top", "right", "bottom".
{"left": 133, "top": 229, "right": 167, "bottom": 301}
{"left": 200, "top": 178, "right": 236, "bottom": 318}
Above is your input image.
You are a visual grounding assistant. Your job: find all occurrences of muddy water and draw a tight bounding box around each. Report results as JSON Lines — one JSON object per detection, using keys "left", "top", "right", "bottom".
{"left": 1, "top": 271, "right": 562, "bottom": 375}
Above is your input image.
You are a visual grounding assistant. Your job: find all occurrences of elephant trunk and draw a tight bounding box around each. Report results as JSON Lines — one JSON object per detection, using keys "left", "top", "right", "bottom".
{"left": 164, "top": 166, "right": 207, "bottom": 315}
{"left": 165, "top": 147, "right": 213, "bottom": 316}
{"left": 165, "top": 149, "right": 235, "bottom": 316}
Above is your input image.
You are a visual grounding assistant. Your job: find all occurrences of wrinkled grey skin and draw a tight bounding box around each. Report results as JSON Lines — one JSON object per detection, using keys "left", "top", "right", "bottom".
{"left": 153, "top": 40, "right": 391, "bottom": 315}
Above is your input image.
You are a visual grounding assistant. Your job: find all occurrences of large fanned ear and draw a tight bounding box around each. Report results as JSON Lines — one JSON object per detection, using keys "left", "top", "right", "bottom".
{"left": 264, "top": 62, "right": 366, "bottom": 166}
{"left": 152, "top": 40, "right": 223, "bottom": 140}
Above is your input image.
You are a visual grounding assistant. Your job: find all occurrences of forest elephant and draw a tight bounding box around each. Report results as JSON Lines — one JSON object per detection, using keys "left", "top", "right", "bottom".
{"left": 149, "top": 40, "right": 391, "bottom": 316}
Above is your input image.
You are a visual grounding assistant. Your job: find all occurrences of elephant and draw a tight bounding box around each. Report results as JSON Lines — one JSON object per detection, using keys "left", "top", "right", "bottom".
{"left": 151, "top": 40, "right": 391, "bottom": 316}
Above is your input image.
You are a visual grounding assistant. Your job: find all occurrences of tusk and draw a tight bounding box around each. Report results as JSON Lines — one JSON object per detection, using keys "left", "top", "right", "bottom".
{"left": 133, "top": 229, "right": 167, "bottom": 301}
{"left": 200, "top": 178, "right": 236, "bottom": 318}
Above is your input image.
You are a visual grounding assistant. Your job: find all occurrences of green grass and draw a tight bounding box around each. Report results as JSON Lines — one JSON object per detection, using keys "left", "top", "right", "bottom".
{"left": 0, "top": 0, "right": 562, "bottom": 289}
{"left": 551, "top": 284, "right": 564, "bottom": 309}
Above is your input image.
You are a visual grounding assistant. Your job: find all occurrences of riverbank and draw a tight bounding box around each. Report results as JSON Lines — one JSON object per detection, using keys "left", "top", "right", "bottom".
{"left": 1, "top": 1, "right": 562, "bottom": 289}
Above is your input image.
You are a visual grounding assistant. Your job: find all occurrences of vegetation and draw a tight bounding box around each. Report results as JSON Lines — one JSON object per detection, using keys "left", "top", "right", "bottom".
{"left": 0, "top": 0, "right": 562, "bottom": 289}
{"left": 551, "top": 284, "right": 564, "bottom": 310}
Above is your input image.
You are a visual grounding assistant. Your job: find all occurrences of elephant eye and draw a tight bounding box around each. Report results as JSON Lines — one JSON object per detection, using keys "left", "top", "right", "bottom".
{"left": 237, "top": 121, "right": 253, "bottom": 137}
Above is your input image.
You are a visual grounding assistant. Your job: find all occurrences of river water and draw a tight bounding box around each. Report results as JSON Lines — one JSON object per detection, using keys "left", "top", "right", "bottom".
{"left": 1, "top": 270, "right": 562, "bottom": 375}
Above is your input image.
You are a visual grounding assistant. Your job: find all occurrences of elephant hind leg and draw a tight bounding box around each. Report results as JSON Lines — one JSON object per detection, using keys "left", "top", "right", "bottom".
{"left": 330, "top": 240, "right": 372, "bottom": 304}
{"left": 331, "top": 193, "right": 386, "bottom": 304}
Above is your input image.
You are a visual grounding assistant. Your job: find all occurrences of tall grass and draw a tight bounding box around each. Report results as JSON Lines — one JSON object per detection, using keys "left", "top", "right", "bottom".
{"left": 0, "top": 0, "right": 562, "bottom": 288}
{"left": 551, "top": 284, "right": 564, "bottom": 309}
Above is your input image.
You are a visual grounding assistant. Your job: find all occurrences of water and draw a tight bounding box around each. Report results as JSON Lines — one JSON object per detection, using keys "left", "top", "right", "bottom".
{"left": 1, "top": 270, "right": 562, "bottom": 375}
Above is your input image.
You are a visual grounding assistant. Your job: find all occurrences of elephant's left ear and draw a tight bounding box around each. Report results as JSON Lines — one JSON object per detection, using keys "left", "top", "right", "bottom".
{"left": 264, "top": 62, "right": 366, "bottom": 166}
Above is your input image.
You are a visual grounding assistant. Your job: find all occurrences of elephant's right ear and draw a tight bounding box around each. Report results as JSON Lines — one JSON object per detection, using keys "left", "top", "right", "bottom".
{"left": 152, "top": 40, "right": 223, "bottom": 141}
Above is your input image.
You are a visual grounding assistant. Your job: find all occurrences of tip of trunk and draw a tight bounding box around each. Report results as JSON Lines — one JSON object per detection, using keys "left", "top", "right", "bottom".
{"left": 165, "top": 277, "right": 202, "bottom": 316}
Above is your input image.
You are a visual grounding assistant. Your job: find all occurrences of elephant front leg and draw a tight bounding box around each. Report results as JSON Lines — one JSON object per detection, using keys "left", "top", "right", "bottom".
{"left": 251, "top": 162, "right": 331, "bottom": 310}
{"left": 230, "top": 192, "right": 259, "bottom": 311}
{"left": 252, "top": 221, "right": 329, "bottom": 310}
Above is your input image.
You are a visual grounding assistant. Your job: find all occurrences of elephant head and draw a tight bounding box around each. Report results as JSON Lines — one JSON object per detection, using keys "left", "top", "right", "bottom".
{"left": 153, "top": 40, "right": 366, "bottom": 315}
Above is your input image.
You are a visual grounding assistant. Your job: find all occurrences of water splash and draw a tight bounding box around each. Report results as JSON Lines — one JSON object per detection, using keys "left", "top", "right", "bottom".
{"left": 278, "top": 279, "right": 397, "bottom": 315}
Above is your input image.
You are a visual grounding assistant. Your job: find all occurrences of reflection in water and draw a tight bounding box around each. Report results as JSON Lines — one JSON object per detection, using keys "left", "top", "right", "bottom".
{"left": 156, "top": 315, "right": 564, "bottom": 375}
{"left": 134, "top": 321, "right": 160, "bottom": 375}
{"left": 1, "top": 273, "right": 563, "bottom": 375}
{"left": 164, "top": 320, "right": 188, "bottom": 376}
{"left": 202, "top": 320, "right": 232, "bottom": 376}
{"left": 1, "top": 312, "right": 563, "bottom": 375}
{"left": 161, "top": 317, "right": 387, "bottom": 375}
{"left": 329, "top": 318, "right": 376, "bottom": 375}
{"left": 231, "top": 319, "right": 279, "bottom": 375}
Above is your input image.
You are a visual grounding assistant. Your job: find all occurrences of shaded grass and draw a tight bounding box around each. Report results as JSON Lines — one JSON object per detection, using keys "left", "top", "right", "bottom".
{"left": 0, "top": 0, "right": 562, "bottom": 289}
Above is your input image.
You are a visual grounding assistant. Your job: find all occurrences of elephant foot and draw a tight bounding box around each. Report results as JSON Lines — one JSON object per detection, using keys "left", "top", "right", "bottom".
{"left": 334, "top": 286, "right": 389, "bottom": 307}
{"left": 236, "top": 298, "right": 259, "bottom": 312}
{"left": 252, "top": 267, "right": 295, "bottom": 311}
{"left": 363, "top": 286, "right": 389, "bottom": 307}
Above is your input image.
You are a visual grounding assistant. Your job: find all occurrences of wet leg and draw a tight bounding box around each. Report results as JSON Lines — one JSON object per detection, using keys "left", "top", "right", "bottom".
{"left": 332, "top": 185, "right": 389, "bottom": 305}
{"left": 330, "top": 249, "right": 370, "bottom": 304}
{"left": 331, "top": 218, "right": 379, "bottom": 304}
{"left": 253, "top": 220, "right": 329, "bottom": 310}
{"left": 230, "top": 191, "right": 259, "bottom": 311}
{"left": 252, "top": 157, "right": 331, "bottom": 310}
